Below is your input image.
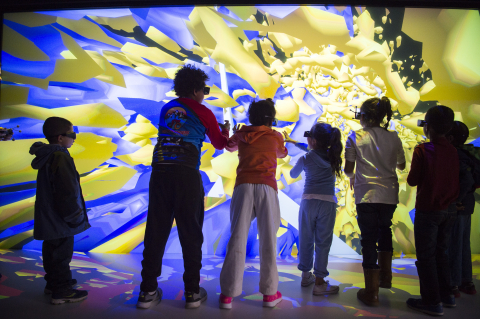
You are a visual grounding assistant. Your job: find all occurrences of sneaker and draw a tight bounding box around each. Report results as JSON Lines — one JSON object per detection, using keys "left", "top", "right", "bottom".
{"left": 185, "top": 287, "right": 207, "bottom": 309}
{"left": 51, "top": 289, "right": 88, "bottom": 305}
{"left": 263, "top": 291, "right": 282, "bottom": 308}
{"left": 301, "top": 272, "right": 316, "bottom": 287}
{"left": 459, "top": 282, "right": 477, "bottom": 295}
{"left": 441, "top": 295, "right": 456, "bottom": 308}
{"left": 219, "top": 293, "right": 232, "bottom": 309}
{"left": 44, "top": 279, "right": 78, "bottom": 294}
{"left": 452, "top": 286, "right": 460, "bottom": 298}
{"left": 136, "top": 288, "right": 162, "bottom": 309}
{"left": 313, "top": 279, "right": 339, "bottom": 295}
{"left": 406, "top": 298, "right": 444, "bottom": 316}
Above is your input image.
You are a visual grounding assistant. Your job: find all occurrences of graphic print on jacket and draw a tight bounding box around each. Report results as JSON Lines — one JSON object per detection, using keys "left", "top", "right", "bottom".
{"left": 152, "top": 99, "right": 206, "bottom": 169}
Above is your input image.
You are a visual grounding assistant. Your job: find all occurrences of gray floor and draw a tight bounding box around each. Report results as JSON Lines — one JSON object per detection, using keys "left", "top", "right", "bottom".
{"left": 0, "top": 249, "right": 479, "bottom": 319}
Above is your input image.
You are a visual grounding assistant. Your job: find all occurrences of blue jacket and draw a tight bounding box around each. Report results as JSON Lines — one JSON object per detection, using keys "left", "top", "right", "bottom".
{"left": 290, "top": 143, "right": 336, "bottom": 195}
{"left": 30, "top": 142, "right": 90, "bottom": 240}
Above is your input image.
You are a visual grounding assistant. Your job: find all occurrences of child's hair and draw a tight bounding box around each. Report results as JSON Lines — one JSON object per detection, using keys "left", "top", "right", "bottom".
{"left": 360, "top": 96, "right": 393, "bottom": 130}
{"left": 248, "top": 98, "right": 276, "bottom": 126}
{"left": 43, "top": 117, "right": 72, "bottom": 144}
{"left": 173, "top": 64, "right": 209, "bottom": 97}
{"left": 446, "top": 121, "right": 469, "bottom": 147}
{"left": 425, "top": 105, "right": 454, "bottom": 135}
{"left": 310, "top": 122, "right": 343, "bottom": 178}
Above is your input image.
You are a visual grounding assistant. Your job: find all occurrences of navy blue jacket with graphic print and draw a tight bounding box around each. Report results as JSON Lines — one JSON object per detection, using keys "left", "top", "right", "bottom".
{"left": 152, "top": 98, "right": 229, "bottom": 169}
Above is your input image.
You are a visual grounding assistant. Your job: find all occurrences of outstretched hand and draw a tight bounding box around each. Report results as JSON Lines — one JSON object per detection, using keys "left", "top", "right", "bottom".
{"left": 219, "top": 120, "right": 231, "bottom": 132}
{"left": 232, "top": 124, "right": 242, "bottom": 134}
{"left": 283, "top": 131, "right": 297, "bottom": 144}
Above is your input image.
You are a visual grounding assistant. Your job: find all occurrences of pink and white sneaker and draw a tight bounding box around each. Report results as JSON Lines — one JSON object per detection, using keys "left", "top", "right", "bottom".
{"left": 219, "top": 293, "right": 232, "bottom": 309}
{"left": 263, "top": 291, "right": 282, "bottom": 308}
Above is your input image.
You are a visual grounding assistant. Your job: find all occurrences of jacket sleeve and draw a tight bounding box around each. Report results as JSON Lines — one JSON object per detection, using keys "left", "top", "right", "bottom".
{"left": 204, "top": 109, "right": 229, "bottom": 150}
{"left": 457, "top": 150, "right": 475, "bottom": 203}
{"left": 407, "top": 145, "right": 423, "bottom": 187}
{"left": 290, "top": 155, "right": 305, "bottom": 179}
{"left": 225, "top": 133, "right": 239, "bottom": 152}
{"left": 276, "top": 132, "right": 288, "bottom": 158}
{"left": 51, "top": 153, "right": 85, "bottom": 227}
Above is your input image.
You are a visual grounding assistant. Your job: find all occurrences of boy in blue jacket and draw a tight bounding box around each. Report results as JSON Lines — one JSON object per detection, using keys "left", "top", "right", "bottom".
{"left": 29, "top": 117, "right": 90, "bottom": 305}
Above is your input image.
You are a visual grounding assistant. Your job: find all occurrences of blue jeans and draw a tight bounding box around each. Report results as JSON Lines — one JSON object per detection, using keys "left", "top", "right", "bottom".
{"left": 297, "top": 199, "right": 336, "bottom": 278}
{"left": 356, "top": 203, "right": 396, "bottom": 269}
{"left": 414, "top": 211, "right": 456, "bottom": 305}
{"left": 448, "top": 214, "right": 472, "bottom": 286}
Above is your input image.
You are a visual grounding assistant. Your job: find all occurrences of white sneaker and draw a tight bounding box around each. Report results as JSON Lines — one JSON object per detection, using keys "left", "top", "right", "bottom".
{"left": 313, "top": 280, "right": 339, "bottom": 295}
{"left": 301, "top": 272, "right": 316, "bottom": 287}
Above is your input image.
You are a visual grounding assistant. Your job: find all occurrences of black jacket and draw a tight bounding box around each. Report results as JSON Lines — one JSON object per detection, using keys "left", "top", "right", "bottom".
{"left": 30, "top": 142, "right": 90, "bottom": 240}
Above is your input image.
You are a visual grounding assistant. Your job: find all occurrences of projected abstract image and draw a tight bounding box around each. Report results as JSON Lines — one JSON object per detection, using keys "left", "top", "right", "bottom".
{"left": 1, "top": 5, "right": 480, "bottom": 256}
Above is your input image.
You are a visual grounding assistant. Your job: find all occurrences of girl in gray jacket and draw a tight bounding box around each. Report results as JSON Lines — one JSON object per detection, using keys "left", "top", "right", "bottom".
{"left": 285, "top": 122, "right": 343, "bottom": 295}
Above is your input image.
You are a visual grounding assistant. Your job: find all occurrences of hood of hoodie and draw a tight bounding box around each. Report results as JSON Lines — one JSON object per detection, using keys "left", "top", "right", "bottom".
{"left": 235, "top": 125, "right": 273, "bottom": 144}
{"left": 307, "top": 149, "right": 331, "bottom": 169}
{"left": 30, "top": 142, "right": 69, "bottom": 170}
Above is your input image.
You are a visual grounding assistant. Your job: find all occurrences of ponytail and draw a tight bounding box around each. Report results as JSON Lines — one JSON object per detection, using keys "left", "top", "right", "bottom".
{"left": 327, "top": 127, "right": 343, "bottom": 178}
{"left": 380, "top": 96, "right": 392, "bottom": 130}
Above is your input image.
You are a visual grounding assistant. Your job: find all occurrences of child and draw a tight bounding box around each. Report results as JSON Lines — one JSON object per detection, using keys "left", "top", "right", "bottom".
{"left": 284, "top": 122, "right": 343, "bottom": 295}
{"left": 344, "top": 97, "right": 406, "bottom": 306}
{"left": 406, "top": 105, "right": 459, "bottom": 316}
{"left": 219, "top": 98, "right": 287, "bottom": 309}
{"left": 447, "top": 121, "right": 477, "bottom": 296}
{"left": 29, "top": 117, "right": 90, "bottom": 305}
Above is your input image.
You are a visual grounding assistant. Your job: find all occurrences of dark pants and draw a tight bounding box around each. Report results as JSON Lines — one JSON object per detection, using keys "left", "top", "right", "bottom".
{"left": 356, "top": 203, "right": 397, "bottom": 269}
{"left": 42, "top": 236, "right": 74, "bottom": 293}
{"left": 414, "top": 211, "right": 456, "bottom": 305}
{"left": 448, "top": 214, "right": 472, "bottom": 286}
{"left": 140, "top": 165, "right": 205, "bottom": 293}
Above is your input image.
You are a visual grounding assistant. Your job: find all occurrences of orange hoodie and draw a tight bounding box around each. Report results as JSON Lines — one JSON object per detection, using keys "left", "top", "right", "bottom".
{"left": 226, "top": 125, "right": 288, "bottom": 191}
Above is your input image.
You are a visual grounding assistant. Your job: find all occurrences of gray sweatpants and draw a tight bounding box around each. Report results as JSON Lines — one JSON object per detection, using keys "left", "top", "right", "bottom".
{"left": 220, "top": 183, "right": 281, "bottom": 297}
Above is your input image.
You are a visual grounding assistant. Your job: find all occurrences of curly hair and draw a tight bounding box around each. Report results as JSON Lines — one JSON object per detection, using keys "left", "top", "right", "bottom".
{"left": 43, "top": 117, "right": 72, "bottom": 144}
{"left": 248, "top": 98, "right": 276, "bottom": 126}
{"left": 310, "top": 122, "right": 343, "bottom": 178}
{"left": 425, "top": 105, "right": 454, "bottom": 135}
{"left": 360, "top": 96, "right": 393, "bottom": 130}
{"left": 173, "top": 64, "right": 209, "bottom": 97}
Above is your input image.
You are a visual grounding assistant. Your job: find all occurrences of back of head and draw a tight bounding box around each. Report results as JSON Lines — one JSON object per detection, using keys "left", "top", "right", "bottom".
{"left": 248, "top": 98, "right": 276, "bottom": 126}
{"left": 360, "top": 96, "right": 393, "bottom": 130}
{"left": 446, "top": 121, "right": 469, "bottom": 147}
{"left": 173, "top": 64, "right": 209, "bottom": 97}
{"left": 310, "top": 122, "right": 343, "bottom": 178}
{"left": 43, "top": 117, "right": 72, "bottom": 144}
{"left": 425, "top": 105, "right": 454, "bottom": 135}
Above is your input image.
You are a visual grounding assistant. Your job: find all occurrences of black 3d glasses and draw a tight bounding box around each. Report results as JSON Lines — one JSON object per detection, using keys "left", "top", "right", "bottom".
{"left": 203, "top": 87, "right": 210, "bottom": 95}
{"left": 61, "top": 132, "right": 77, "bottom": 140}
{"left": 417, "top": 120, "right": 426, "bottom": 127}
{"left": 304, "top": 131, "right": 311, "bottom": 137}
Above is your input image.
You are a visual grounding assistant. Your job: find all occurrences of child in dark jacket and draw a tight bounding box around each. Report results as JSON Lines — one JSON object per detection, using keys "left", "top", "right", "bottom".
{"left": 446, "top": 121, "right": 477, "bottom": 296}
{"left": 406, "top": 105, "right": 459, "bottom": 316}
{"left": 285, "top": 122, "right": 343, "bottom": 295}
{"left": 29, "top": 117, "right": 90, "bottom": 305}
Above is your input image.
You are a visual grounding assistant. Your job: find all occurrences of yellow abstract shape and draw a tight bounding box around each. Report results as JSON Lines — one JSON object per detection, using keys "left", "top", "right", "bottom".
{"left": 267, "top": 32, "right": 303, "bottom": 56}
{"left": 85, "top": 51, "right": 126, "bottom": 87}
{"left": 2, "top": 71, "right": 49, "bottom": 90}
{"left": 205, "top": 85, "right": 239, "bottom": 108}
{"left": 3, "top": 25, "right": 50, "bottom": 61}
{"left": 81, "top": 166, "right": 137, "bottom": 201}
{"left": 0, "top": 230, "right": 33, "bottom": 249}
{"left": 146, "top": 26, "right": 182, "bottom": 52}
{"left": 200, "top": 143, "right": 220, "bottom": 182}
{"left": 57, "top": 17, "right": 123, "bottom": 48}
{"left": 47, "top": 28, "right": 104, "bottom": 83}
{"left": 121, "top": 42, "right": 183, "bottom": 65}
{"left": 4, "top": 12, "right": 57, "bottom": 27}
{"left": 90, "top": 222, "right": 146, "bottom": 254}
{"left": 205, "top": 195, "right": 227, "bottom": 211}
{"left": 0, "top": 103, "right": 127, "bottom": 128}
{"left": 89, "top": 15, "right": 139, "bottom": 33}
{"left": 117, "top": 144, "right": 154, "bottom": 166}
{"left": 0, "top": 85, "right": 29, "bottom": 107}
{"left": 275, "top": 98, "right": 299, "bottom": 122}
{"left": 232, "top": 89, "right": 256, "bottom": 100}
{"left": 211, "top": 151, "right": 239, "bottom": 180}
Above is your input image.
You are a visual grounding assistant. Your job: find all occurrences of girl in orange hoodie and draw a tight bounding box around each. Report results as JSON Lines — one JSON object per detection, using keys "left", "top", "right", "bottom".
{"left": 219, "top": 98, "right": 288, "bottom": 309}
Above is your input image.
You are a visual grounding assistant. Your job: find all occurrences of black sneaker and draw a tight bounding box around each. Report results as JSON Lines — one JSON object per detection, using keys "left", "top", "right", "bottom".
{"left": 51, "top": 289, "right": 88, "bottom": 305}
{"left": 45, "top": 279, "right": 78, "bottom": 294}
{"left": 136, "top": 288, "right": 162, "bottom": 309}
{"left": 185, "top": 287, "right": 207, "bottom": 309}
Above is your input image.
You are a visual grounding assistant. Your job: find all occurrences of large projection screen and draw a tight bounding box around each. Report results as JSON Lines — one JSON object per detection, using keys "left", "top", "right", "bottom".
{"left": 1, "top": 5, "right": 479, "bottom": 256}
